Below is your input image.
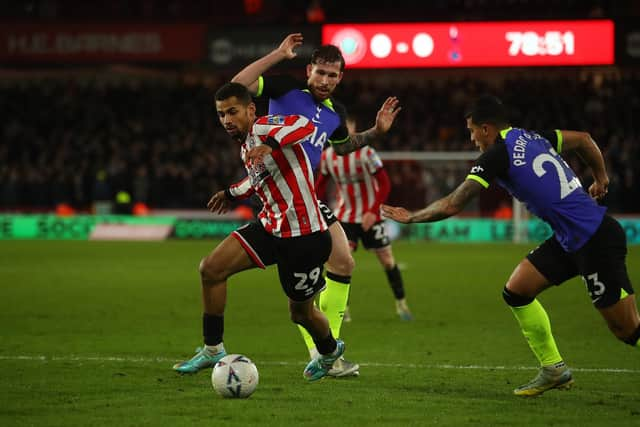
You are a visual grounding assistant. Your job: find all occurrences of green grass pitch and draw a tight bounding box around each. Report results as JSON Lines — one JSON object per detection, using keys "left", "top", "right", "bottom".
{"left": 1, "top": 240, "right": 639, "bottom": 426}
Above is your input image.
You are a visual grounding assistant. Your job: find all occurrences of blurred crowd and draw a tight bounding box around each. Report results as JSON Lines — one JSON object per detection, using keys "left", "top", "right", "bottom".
{"left": 2, "top": 0, "right": 636, "bottom": 22}
{"left": 1, "top": 69, "right": 639, "bottom": 214}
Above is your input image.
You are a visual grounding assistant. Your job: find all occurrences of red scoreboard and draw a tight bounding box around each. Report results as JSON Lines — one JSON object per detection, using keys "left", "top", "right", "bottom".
{"left": 322, "top": 21, "right": 614, "bottom": 68}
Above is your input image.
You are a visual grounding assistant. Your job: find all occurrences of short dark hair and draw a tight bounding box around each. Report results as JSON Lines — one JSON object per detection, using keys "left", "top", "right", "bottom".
{"left": 310, "top": 45, "right": 345, "bottom": 72}
{"left": 215, "top": 82, "right": 252, "bottom": 105}
{"left": 465, "top": 95, "right": 509, "bottom": 127}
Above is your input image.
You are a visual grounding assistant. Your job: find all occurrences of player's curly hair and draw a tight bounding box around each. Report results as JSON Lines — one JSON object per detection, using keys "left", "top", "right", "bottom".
{"left": 215, "top": 82, "right": 252, "bottom": 105}
{"left": 311, "top": 45, "right": 345, "bottom": 72}
{"left": 465, "top": 95, "right": 509, "bottom": 127}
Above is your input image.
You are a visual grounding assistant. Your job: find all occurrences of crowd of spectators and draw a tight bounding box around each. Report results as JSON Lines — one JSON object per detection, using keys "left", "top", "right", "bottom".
{"left": 1, "top": 0, "right": 634, "bottom": 23}
{"left": 1, "top": 68, "right": 639, "bottom": 214}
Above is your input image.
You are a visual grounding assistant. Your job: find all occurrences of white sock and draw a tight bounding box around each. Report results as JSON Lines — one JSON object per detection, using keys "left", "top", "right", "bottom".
{"left": 204, "top": 343, "right": 224, "bottom": 355}
{"left": 309, "top": 347, "right": 320, "bottom": 360}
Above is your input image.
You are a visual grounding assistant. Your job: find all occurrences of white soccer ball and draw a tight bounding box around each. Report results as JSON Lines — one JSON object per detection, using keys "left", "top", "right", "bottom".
{"left": 211, "top": 354, "right": 259, "bottom": 398}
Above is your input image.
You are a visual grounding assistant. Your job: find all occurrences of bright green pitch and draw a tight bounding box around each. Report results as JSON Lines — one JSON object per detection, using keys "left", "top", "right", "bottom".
{"left": 1, "top": 240, "right": 639, "bottom": 427}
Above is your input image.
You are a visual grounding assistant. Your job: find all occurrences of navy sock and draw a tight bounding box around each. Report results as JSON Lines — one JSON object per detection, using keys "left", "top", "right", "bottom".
{"left": 386, "top": 265, "right": 405, "bottom": 299}
{"left": 203, "top": 313, "right": 224, "bottom": 345}
{"left": 313, "top": 330, "right": 337, "bottom": 355}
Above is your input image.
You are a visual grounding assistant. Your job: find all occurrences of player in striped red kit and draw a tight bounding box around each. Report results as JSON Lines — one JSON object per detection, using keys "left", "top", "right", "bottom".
{"left": 174, "top": 82, "right": 346, "bottom": 382}
{"left": 317, "top": 117, "right": 412, "bottom": 321}
{"left": 232, "top": 33, "right": 402, "bottom": 377}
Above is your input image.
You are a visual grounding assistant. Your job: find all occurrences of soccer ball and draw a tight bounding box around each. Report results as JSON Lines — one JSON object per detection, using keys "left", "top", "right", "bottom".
{"left": 211, "top": 354, "right": 259, "bottom": 398}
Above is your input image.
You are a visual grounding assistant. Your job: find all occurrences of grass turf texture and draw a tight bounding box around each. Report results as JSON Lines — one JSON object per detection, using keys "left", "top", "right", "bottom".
{"left": 1, "top": 240, "right": 639, "bottom": 426}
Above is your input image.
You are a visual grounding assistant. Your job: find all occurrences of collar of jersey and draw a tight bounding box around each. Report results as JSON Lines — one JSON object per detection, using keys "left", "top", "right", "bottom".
{"left": 499, "top": 127, "right": 513, "bottom": 139}
{"left": 301, "top": 89, "right": 335, "bottom": 111}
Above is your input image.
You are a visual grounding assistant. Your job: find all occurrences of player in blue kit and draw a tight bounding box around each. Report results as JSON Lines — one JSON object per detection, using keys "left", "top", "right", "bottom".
{"left": 232, "top": 33, "right": 401, "bottom": 376}
{"left": 382, "top": 95, "right": 639, "bottom": 396}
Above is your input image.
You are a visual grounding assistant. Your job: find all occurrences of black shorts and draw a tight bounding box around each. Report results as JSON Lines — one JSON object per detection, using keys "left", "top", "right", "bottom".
{"left": 526, "top": 215, "right": 634, "bottom": 309}
{"left": 318, "top": 201, "right": 338, "bottom": 227}
{"left": 232, "top": 222, "right": 332, "bottom": 301}
{"left": 341, "top": 221, "right": 390, "bottom": 251}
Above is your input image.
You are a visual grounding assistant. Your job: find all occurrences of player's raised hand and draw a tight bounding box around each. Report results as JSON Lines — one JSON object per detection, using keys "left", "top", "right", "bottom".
{"left": 277, "top": 33, "right": 304, "bottom": 59}
{"left": 381, "top": 204, "right": 412, "bottom": 224}
{"left": 246, "top": 145, "right": 273, "bottom": 164}
{"left": 207, "top": 190, "right": 231, "bottom": 214}
{"left": 375, "top": 97, "right": 402, "bottom": 134}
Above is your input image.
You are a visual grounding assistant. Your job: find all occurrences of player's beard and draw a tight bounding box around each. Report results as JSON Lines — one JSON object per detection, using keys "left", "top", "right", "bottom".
{"left": 310, "top": 84, "right": 331, "bottom": 100}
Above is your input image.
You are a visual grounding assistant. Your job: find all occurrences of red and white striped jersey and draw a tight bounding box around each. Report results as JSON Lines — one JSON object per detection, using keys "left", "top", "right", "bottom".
{"left": 319, "top": 145, "right": 385, "bottom": 223}
{"left": 229, "top": 114, "right": 327, "bottom": 238}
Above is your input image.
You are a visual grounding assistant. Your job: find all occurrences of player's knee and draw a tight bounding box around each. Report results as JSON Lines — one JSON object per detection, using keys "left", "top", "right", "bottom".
{"left": 379, "top": 254, "right": 395, "bottom": 270}
{"left": 327, "top": 252, "right": 355, "bottom": 276}
{"left": 199, "top": 256, "right": 226, "bottom": 285}
{"left": 502, "top": 286, "right": 535, "bottom": 307}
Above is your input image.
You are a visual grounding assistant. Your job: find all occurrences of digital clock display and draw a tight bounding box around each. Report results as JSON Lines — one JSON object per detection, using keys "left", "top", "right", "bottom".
{"left": 322, "top": 20, "right": 614, "bottom": 68}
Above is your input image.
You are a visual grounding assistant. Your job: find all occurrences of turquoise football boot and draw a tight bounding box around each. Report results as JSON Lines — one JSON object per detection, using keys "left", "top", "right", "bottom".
{"left": 173, "top": 347, "right": 227, "bottom": 374}
{"left": 303, "top": 340, "right": 345, "bottom": 382}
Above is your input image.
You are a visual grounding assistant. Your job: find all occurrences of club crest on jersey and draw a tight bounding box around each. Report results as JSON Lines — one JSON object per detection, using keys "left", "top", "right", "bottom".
{"left": 267, "top": 115, "right": 285, "bottom": 125}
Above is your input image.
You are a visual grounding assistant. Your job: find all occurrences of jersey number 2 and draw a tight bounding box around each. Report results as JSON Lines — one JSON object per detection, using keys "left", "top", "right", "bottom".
{"left": 532, "top": 149, "right": 581, "bottom": 199}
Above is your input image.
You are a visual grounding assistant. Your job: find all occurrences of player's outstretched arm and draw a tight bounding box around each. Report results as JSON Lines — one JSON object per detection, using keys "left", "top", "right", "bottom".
{"left": 382, "top": 179, "right": 483, "bottom": 223}
{"left": 559, "top": 130, "right": 609, "bottom": 200}
{"left": 231, "top": 33, "right": 304, "bottom": 95}
{"left": 333, "top": 97, "right": 401, "bottom": 155}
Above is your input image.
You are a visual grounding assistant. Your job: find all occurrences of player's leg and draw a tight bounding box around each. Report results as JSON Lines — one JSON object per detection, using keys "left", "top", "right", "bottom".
{"left": 373, "top": 245, "right": 412, "bottom": 320}
{"left": 297, "top": 205, "right": 356, "bottom": 375}
{"left": 598, "top": 295, "right": 640, "bottom": 347}
{"left": 577, "top": 215, "right": 640, "bottom": 348}
{"left": 276, "top": 229, "right": 345, "bottom": 381}
{"left": 173, "top": 223, "right": 269, "bottom": 374}
{"left": 504, "top": 238, "right": 576, "bottom": 396}
{"left": 291, "top": 297, "right": 345, "bottom": 382}
{"left": 365, "top": 220, "right": 412, "bottom": 320}
{"left": 321, "top": 220, "right": 354, "bottom": 337}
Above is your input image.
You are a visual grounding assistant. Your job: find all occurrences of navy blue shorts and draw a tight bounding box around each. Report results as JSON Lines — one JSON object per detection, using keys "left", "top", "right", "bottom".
{"left": 527, "top": 215, "right": 634, "bottom": 308}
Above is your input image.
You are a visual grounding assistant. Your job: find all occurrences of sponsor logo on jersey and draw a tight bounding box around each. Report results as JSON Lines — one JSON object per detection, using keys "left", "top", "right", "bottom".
{"left": 267, "top": 115, "right": 285, "bottom": 125}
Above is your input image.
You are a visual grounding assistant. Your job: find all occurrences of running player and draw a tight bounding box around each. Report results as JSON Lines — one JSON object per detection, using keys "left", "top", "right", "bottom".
{"left": 173, "top": 82, "right": 346, "bottom": 382}
{"left": 231, "top": 33, "right": 401, "bottom": 375}
{"left": 382, "top": 95, "right": 639, "bottom": 396}
{"left": 317, "top": 117, "right": 412, "bottom": 320}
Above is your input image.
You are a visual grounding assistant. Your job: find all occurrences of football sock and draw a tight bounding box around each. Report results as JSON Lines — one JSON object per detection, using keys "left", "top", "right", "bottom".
{"left": 313, "top": 330, "right": 337, "bottom": 355}
{"left": 203, "top": 313, "right": 224, "bottom": 346}
{"left": 385, "top": 265, "right": 405, "bottom": 300}
{"left": 298, "top": 273, "right": 350, "bottom": 354}
{"left": 319, "top": 273, "right": 351, "bottom": 338}
{"left": 204, "top": 343, "right": 225, "bottom": 355}
{"left": 510, "top": 299, "right": 563, "bottom": 366}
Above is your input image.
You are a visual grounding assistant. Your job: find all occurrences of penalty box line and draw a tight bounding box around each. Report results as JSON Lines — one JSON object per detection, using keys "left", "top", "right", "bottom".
{"left": 0, "top": 355, "right": 639, "bottom": 374}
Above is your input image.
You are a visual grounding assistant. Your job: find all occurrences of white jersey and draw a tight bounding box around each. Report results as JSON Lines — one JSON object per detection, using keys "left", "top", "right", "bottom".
{"left": 229, "top": 114, "right": 327, "bottom": 238}
{"left": 320, "top": 145, "right": 384, "bottom": 223}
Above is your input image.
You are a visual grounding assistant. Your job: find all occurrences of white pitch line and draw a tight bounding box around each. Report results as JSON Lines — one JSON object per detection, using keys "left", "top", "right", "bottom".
{"left": 0, "top": 355, "right": 639, "bottom": 374}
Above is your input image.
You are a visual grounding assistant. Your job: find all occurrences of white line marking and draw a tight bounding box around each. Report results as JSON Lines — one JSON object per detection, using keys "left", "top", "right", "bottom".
{"left": 0, "top": 355, "right": 638, "bottom": 374}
